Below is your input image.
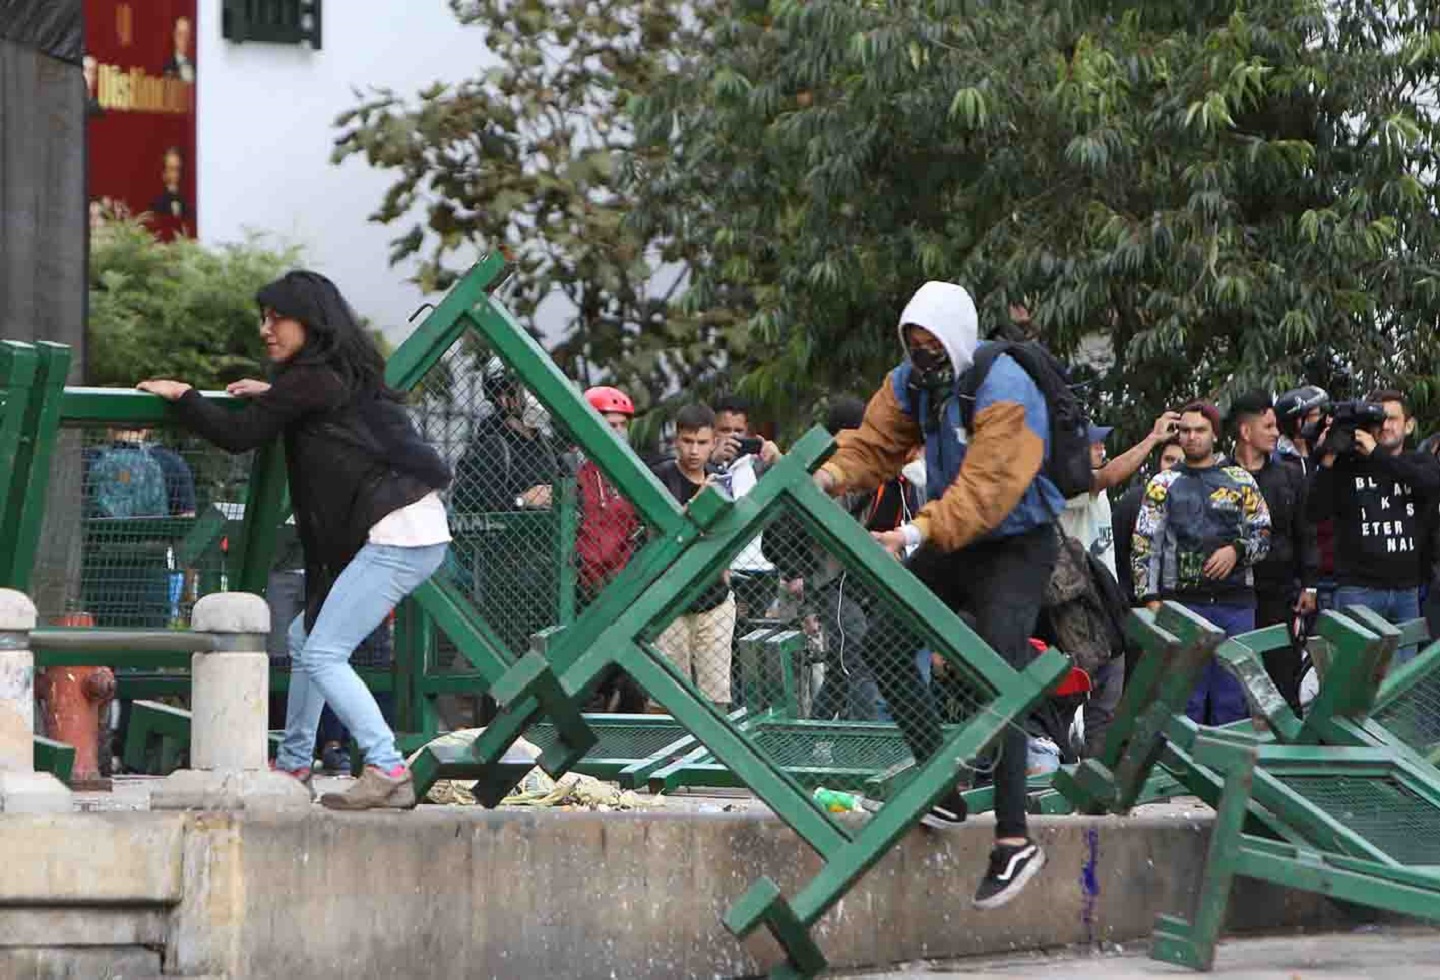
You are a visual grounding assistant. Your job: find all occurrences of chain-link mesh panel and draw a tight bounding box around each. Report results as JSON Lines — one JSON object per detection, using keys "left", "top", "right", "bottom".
{"left": 524, "top": 718, "right": 690, "bottom": 765}
{"left": 1375, "top": 669, "right": 1440, "bottom": 755}
{"left": 405, "top": 332, "right": 657, "bottom": 715}
{"left": 1275, "top": 772, "right": 1440, "bottom": 866}
{"left": 31, "top": 424, "right": 253, "bottom": 627}
{"left": 645, "top": 494, "right": 996, "bottom": 794}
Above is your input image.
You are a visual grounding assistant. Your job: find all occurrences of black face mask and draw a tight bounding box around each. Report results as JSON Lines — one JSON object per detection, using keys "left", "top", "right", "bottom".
{"left": 907, "top": 346, "right": 954, "bottom": 433}
{"left": 909, "top": 346, "right": 955, "bottom": 393}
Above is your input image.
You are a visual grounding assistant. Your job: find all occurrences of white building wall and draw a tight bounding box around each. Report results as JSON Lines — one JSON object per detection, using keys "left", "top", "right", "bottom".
{"left": 195, "top": 0, "right": 492, "bottom": 344}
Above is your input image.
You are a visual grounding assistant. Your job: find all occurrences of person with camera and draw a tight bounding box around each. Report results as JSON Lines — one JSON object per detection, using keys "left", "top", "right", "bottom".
{"left": 1308, "top": 390, "right": 1440, "bottom": 660}
{"left": 1275, "top": 386, "right": 1331, "bottom": 476}
{"left": 1132, "top": 402, "right": 1272, "bottom": 725}
{"left": 1229, "top": 391, "right": 1318, "bottom": 708}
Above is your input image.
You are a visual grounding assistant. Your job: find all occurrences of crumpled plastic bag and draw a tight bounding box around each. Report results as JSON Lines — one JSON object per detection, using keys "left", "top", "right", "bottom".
{"left": 416, "top": 729, "right": 656, "bottom": 810}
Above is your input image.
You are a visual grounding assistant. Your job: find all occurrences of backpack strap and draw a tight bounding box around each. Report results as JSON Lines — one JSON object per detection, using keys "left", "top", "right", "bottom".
{"left": 956, "top": 340, "right": 1011, "bottom": 432}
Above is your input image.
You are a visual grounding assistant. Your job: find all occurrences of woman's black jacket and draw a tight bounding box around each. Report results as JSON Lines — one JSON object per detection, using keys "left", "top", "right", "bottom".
{"left": 172, "top": 365, "right": 451, "bottom": 626}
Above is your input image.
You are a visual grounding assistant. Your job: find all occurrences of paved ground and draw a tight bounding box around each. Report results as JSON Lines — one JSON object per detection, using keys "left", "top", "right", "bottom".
{"left": 850, "top": 926, "right": 1440, "bottom": 978}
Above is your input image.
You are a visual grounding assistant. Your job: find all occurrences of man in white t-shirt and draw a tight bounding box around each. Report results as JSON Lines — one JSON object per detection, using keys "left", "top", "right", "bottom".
{"left": 1057, "top": 413, "right": 1182, "bottom": 756}
{"left": 1059, "top": 424, "right": 1119, "bottom": 577}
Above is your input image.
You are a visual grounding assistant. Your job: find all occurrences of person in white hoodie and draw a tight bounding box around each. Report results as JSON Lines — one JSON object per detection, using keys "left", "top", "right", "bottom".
{"left": 814, "top": 281, "right": 1062, "bottom": 909}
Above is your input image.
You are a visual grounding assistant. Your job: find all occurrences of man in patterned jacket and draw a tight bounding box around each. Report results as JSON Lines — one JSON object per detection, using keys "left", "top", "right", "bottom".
{"left": 1133, "top": 401, "right": 1272, "bottom": 725}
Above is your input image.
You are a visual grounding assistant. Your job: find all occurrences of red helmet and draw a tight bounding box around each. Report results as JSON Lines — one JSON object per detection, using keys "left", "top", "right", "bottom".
{"left": 585, "top": 385, "right": 634, "bottom": 417}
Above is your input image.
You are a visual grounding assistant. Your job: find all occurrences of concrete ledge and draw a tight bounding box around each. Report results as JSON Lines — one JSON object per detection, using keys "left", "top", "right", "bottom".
{"left": 0, "top": 813, "right": 185, "bottom": 904}
{"left": 202, "top": 808, "right": 1358, "bottom": 979}
{"left": 0, "top": 946, "right": 162, "bottom": 978}
{"left": 0, "top": 909, "right": 168, "bottom": 946}
{"left": 0, "top": 805, "right": 1381, "bottom": 978}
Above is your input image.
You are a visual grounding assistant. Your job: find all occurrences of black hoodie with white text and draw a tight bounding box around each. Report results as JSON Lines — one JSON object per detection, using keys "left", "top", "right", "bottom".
{"left": 1307, "top": 450, "right": 1440, "bottom": 589}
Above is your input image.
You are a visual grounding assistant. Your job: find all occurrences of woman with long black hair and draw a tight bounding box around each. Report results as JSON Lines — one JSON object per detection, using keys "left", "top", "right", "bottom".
{"left": 139, "top": 271, "right": 451, "bottom": 810}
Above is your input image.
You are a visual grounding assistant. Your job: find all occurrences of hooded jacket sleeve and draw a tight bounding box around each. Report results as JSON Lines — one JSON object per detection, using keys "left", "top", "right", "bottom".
{"left": 818, "top": 381, "right": 922, "bottom": 494}
{"left": 909, "top": 359, "right": 1047, "bottom": 552}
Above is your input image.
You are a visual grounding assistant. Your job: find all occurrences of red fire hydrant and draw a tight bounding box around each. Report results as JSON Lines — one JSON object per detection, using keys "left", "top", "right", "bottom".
{"left": 38, "top": 612, "right": 116, "bottom": 788}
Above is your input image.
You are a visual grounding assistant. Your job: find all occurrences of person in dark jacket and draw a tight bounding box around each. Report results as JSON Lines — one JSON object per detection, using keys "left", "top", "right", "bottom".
{"left": 452, "top": 358, "right": 560, "bottom": 514}
{"left": 139, "top": 271, "right": 452, "bottom": 811}
{"left": 1132, "top": 402, "right": 1271, "bottom": 725}
{"left": 1308, "top": 388, "right": 1440, "bottom": 661}
{"left": 816, "top": 281, "right": 1060, "bottom": 910}
{"left": 1112, "top": 439, "right": 1185, "bottom": 603}
{"left": 1229, "top": 391, "right": 1318, "bottom": 707}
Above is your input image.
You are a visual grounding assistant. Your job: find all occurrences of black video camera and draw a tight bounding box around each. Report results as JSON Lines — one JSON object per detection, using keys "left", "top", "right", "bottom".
{"left": 1301, "top": 400, "right": 1388, "bottom": 457}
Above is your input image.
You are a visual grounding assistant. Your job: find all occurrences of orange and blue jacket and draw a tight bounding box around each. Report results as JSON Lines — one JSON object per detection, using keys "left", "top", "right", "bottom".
{"left": 820, "top": 347, "right": 1064, "bottom": 552}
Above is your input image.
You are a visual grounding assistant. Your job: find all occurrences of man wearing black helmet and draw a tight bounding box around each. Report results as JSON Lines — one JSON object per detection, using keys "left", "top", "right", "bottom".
{"left": 453, "top": 358, "right": 561, "bottom": 514}
{"left": 1275, "top": 386, "right": 1331, "bottom": 475}
{"left": 1276, "top": 386, "right": 1334, "bottom": 610}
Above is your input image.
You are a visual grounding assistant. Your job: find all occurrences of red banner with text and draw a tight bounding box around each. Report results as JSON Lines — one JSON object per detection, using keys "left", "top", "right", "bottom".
{"left": 86, "top": 0, "right": 197, "bottom": 240}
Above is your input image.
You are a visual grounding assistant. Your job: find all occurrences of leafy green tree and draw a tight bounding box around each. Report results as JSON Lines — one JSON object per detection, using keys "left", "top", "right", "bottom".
{"left": 629, "top": 0, "right": 1440, "bottom": 440}
{"left": 332, "top": 0, "right": 721, "bottom": 411}
{"left": 87, "top": 218, "right": 301, "bottom": 389}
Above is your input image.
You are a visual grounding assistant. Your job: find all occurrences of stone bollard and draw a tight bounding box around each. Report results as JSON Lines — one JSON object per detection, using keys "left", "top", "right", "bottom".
{"left": 0, "top": 589, "right": 72, "bottom": 812}
{"left": 151, "top": 593, "right": 310, "bottom": 812}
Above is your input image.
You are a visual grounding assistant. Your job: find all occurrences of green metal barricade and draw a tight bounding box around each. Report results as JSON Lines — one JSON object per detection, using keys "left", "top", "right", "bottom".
{"left": 383, "top": 258, "right": 1069, "bottom": 977}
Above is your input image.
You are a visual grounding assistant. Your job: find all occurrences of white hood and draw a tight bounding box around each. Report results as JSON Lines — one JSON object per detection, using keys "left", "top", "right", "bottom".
{"left": 896, "top": 281, "right": 979, "bottom": 374}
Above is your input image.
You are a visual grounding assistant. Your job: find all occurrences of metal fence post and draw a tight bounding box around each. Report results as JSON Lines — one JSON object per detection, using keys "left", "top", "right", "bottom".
{"left": 151, "top": 592, "right": 310, "bottom": 811}
{"left": 0, "top": 588, "right": 72, "bottom": 812}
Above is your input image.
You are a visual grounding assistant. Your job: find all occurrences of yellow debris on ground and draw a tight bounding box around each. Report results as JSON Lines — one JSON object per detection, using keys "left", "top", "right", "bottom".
{"left": 415, "top": 729, "right": 658, "bottom": 810}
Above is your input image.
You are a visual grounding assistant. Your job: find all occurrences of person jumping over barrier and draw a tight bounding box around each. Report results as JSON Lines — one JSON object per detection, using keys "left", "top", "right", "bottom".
{"left": 813, "top": 281, "right": 1065, "bottom": 910}
{"left": 139, "top": 270, "right": 453, "bottom": 810}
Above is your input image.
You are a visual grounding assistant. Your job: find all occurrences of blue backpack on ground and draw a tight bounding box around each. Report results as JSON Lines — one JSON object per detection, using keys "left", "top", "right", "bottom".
{"left": 89, "top": 444, "right": 168, "bottom": 518}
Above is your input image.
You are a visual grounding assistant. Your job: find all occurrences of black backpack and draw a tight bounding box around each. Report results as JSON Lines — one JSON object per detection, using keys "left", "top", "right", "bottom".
{"left": 957, "top": 341, "right": 1093, "bottom": 499}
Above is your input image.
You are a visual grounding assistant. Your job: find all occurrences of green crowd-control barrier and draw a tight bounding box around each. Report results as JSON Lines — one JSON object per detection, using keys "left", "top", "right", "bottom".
{"left": 379, "top": 259, "right": 1071, "bottom": 976}
{"left": 1049, "top": 601, "right": 1440, "bottom": 972}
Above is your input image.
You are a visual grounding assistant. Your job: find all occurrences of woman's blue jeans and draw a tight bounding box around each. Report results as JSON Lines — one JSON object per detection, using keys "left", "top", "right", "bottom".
{"left": 276, "top": 542, "right": 448, "bottom": 772}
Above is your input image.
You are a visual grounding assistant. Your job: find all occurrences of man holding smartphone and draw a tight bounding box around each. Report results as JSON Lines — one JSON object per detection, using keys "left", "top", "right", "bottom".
{"left": 712, "top": 397, "right": 785, "bottom": 663}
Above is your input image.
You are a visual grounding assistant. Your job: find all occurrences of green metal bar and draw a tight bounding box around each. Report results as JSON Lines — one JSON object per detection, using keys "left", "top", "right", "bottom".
{"left": 783, "top": 463, "right": 1017, "bottom": 695}
{"left": 618, "top": 639, "right": 853, "bottom": 857}
{"left": 1375, "top": 634, "right": 1440, "bottom": 712}
{"left": 35, "top": 649, "right": 193, "bottom": 669}
{"left": 234, "top": 441, "right": 289, "bottom": 595}
{"left": 1151, "top": 735, "right": 1261, "bottom": 972}
{"left": 392, "top": 596, "right": 424, "bottom": 734}
{"left": 410, "top": 577, "right": 515, "bottom": 685}
{"left": 770, "top": 649, "right": 1070, "bottom": 931}
{"left": 60, "top": 387, "right": 242, "bottom": 424}
{"left": 0, "top": 342, "right": 39, "bottom": 583}
{"left": 33, "top": 735, "right": 75, "bottom": 783}
{"left": 1, "top": 342, "right": 69, "bottom": 590}
{"left": 1300, "top": 610, "right": 1387, "bottom": 743}
{"left": 555, "top": 475, "right": 579, "bottom": 626}
{"left": 383, "top": 254, "right": 507, "bottom": 392}
{"left": 1218, "top": 631, "right": 1301, "bottom": 743}
{"left": 30, "top": 628, "right": 217, "bottom": 653}
{"left": 461, "top": 295, "right": 687, "bottom": 537}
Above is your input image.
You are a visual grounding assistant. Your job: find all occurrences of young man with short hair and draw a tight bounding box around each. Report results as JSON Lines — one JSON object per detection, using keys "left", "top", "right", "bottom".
{"left": 1229, "top": 391, "right": 1318, "bottom": 706}
{"left": 1308, "top": 389, "right": 1440, "bottom": 659}
{"left": 651, "top": 405, "right": 737, "bottom": 706}
{"left": 1133, "top": 402, "right": 1271, "bottom": 725}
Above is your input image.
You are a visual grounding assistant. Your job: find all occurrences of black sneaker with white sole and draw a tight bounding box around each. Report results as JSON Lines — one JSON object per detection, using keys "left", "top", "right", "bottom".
{"left": 919, "top": 789, "right": 968, "bottom": 830}
{"left": 972, "top": 839, "right": 1045, "bottom": 909}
